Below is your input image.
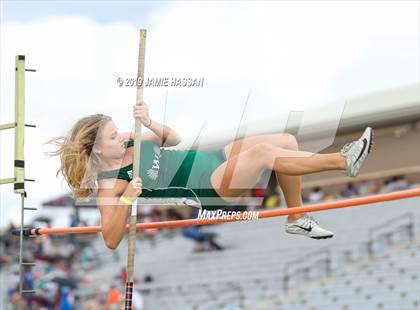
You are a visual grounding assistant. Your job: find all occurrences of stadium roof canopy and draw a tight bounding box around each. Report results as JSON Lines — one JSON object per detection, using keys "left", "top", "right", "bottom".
{"left": 197, "top": 84, "right": 420, "bottom": 150}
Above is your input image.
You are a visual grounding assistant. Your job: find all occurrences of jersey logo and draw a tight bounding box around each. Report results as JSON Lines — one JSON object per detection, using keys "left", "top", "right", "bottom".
{"left": 147, "top": 168, "right": 158, "bottom": 180}
{"left": 354, "top": 138, "right": 367, "bottom": 165}
{"left": 128, "top": 144, "right": 161, "bottom": 181}
{"left": 296, "top": 225, "right": 312, "bottom": 232}
{"left": 147, "top": 147, "right": 161, "bottom": 180}
{"left": 152, "top": 154, "right": 160, "bottom": 169}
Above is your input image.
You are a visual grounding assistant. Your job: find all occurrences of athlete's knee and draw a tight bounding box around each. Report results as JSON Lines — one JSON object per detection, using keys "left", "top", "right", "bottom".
{"left": 249, "top": 143, "right": 276, "bottom": 164}
{"left": 280, "top": 133, "right": 299, "bottom": 151}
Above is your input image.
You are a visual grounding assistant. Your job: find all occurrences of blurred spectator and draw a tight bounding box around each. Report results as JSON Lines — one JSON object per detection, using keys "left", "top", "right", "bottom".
{"left": 309, "top": 187, "right": 324, "bottom": 203}
{"left": 7, "top": 222, "right": 19, "bottom": 250}
{"left": 132, "top": 289, "right": 144, "bottom": 310}
{"left": 0, "top": 237, "right": 12, "bottom": 265}
{"left": 89, "top": 284, "right": 108, "bottom": 309}
{"left": 253, "top": 187, "right": 268, "bottom": 209}
{"left": 341, "top": 182, "right": 358, "bottom": 198}
{"left": 10, "top": 292, "right": 28, "bottom": 310}
{"left": 392, "top": 175, "right": 409, "bottom": 190}
{"left": 7, "top": 267, "right": 20, "bottom": 296}
{"left": 80, "top": 247, "right": 94, "bottom": 269}
{"left": 139, "top": 204, "right": 153, "bottom": 217}
{"left": 140, "top": 209, "right": 161, "bottom": 247}
{"left": 69, "top": 213, "right": 78, "bottom": 245}
{"left": 182, "top": 226, "right": 224, "bottom": 252}
{"left": 83, "top": 295, "right": 102, "bottom": 309}
{"left": 356, "top": 179, "right": 381, "bottom": 196}
{"left": 120, "top": 267, "right": 127, "bottom": 285}
{"left": 106, "top": 285, "right": 122, "bottom": 310}
{"left": 264, "top": 193, "right": 279, "bottom": 209}
{"left": 380, "top": 175, "right": 409, "bottom": 193}
{"left": 323, "top": 193, "right": 339, "bottom": 201}
{"left": 58, "top": 286, "right": 74, "bottom": 310}
{"left": 167, "top": 208, "right": 224, "bottom": 252}
{"left": 22, "top": 266, "right": 34, "bottom": 291}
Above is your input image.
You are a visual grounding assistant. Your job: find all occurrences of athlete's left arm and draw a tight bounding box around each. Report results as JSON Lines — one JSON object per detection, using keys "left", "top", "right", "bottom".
{"left": 142, "top": 120, "right": 182, "bottom": 147}
{"left": 123, "top": 121, "right": 182, "bottom": 147}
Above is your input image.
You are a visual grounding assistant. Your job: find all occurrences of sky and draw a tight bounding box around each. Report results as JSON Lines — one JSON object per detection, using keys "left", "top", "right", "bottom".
{"left": 0, "top": 1, "right": 419, "bottom": 229}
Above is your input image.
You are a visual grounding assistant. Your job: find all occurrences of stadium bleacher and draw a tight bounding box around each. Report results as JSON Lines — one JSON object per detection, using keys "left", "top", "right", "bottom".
{"left": 74, "top": 195, "right": 419, "bottom": 310}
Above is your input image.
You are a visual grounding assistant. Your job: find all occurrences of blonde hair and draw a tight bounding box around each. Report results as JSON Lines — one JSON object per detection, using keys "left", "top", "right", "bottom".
{"left": 45, "top": 114, "right": 112, "bottom": 200}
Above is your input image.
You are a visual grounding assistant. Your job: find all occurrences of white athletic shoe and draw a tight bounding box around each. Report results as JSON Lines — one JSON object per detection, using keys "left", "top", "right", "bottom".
{"left": 285, "top": 215, "right": 334, "bottom": 239}
{"left": 340, "top": 127, "right": 374, "bottom": 178}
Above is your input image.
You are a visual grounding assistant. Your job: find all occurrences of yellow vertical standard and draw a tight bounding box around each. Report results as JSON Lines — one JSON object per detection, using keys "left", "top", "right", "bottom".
{"left": 14, "top": 55, "right": 25, "bottom": 194}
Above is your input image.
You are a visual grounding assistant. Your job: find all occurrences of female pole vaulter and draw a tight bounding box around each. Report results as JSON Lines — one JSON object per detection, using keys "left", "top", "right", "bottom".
{"left": 46, "top": 101, "right": 374, "bottom": 249}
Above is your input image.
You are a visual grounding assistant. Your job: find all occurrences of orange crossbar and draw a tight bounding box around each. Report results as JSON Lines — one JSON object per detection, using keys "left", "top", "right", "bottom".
{"left": 26, "top": 188, "right": 419, "bottom": 235}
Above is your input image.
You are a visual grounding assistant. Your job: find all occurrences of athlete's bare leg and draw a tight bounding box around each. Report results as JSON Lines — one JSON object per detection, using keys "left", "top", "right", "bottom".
{"left": 222, "top": 134, "right": 335, "bottom": 221}
{"left": 211, "top": 142, "right": 345, "bottom": 205}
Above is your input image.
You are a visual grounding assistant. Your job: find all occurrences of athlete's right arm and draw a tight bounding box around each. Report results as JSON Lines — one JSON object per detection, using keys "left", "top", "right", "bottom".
{"left": 97, "top": 177, "right": 142, "bottom": 250}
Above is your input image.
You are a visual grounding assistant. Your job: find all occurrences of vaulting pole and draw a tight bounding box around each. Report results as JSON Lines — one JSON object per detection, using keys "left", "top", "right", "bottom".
{"left": 124, "top": 28, "right": 147, "bottom": 310}
{"left": 16, "top": 188, "right": 420, "bottom": 236}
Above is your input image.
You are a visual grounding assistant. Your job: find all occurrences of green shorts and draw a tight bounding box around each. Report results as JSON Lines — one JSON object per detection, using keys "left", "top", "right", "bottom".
{"left": 166, "top": 147, "right": 229, "bottom": 210}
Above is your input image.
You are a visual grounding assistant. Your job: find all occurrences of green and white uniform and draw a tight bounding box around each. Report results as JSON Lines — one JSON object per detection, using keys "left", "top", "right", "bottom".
{"left": 97, "top": 139, "right": 229, "bottom": 210}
